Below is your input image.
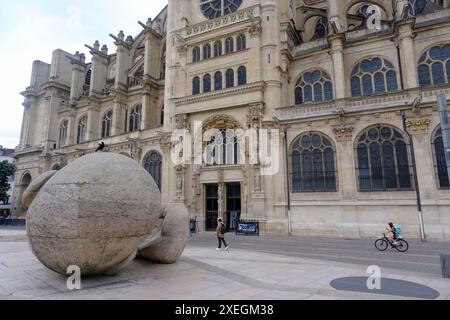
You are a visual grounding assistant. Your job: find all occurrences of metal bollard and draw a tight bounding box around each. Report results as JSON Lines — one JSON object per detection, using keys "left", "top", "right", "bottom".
{"left": 440, "top": 254, "right": 450, "bottom": 278}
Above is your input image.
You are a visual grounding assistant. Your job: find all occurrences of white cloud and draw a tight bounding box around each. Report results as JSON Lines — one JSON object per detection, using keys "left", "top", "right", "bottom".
{"left": 0, "top": 0, "right": 167, "bottom": 148}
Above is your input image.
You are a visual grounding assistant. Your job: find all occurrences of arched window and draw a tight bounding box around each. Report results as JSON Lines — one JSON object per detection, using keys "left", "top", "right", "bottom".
{"left": 314, "top": 17, "right": 328, "bottom": 39}
{"left": 129, "top": 105, "right": 142, "bottom": 132}
{"left": 160, "top": 106, "right": 164, "bottom": 127}
{"left": 408, "top": 0, "right": 440, "bottom": 16}
{"left": 356, "top": 125, "right": 412, "bottom": 191}
{"left": 215, "top": 71, "right": 223, "bottom": 91}
{"left": 193, "top": 76, "right": 201, "bottom": 95}
{"left": 144, "top": 151, "right": 162, "bottom": 190}
{"left": 225, "top": 37, "right": 234, "bottom": 54}
{"left": 205, "top": 130, "right": 240, "bottom": 166}
{"left": 432, "top": 128, "right": 450, "bottom": 189}
{"left": 351, "top": 58, "right": 398, "bottom": 97}
{"left": 295, "top": 70, "right": 333, "bottom": 104}
{"left": 203, "top": 44, "right": 211, "bottom": 60}
{"left": 201, "top": 0, "right": 243, "bottom": 19}
{"left": 193, "top": 46, "right": 201, "bottom": 62}
{"left": 291, "top": 132, "right": 337, "bottom": 192}
{"left": 214, "top": 40, "right": 223, "bottom": 57}
{"left": 238, "top": 66, "right": 247, "bottom": 86}
{"left": 101, "top": 110, "right": 113, "bottom": 138}
{"left": 59, "top": 120, "right": 68, "bottom": 148}
{"left": 77, "top": 115, "right": 87, "bottom": 144}
{"left": 237, "top": 34, "right": 246, "bottom": 51}
{"left": 203, "top": 74, "right": 212, "bottom": 93}
{"left": 226, "top": 69, "right": 234, "bottom": 88}
{"left": 418, "top": 44, "right": 450, "bottom": 87}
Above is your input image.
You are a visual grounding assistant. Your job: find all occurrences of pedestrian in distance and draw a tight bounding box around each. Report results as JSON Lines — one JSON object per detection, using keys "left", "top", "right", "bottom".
{"left": 216, "top": 218, "right": 229, "bottom": 251}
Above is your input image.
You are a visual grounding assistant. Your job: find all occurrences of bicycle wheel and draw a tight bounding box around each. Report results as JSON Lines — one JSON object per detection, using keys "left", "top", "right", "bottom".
{"left": 375, "top": 239, "right": 388, "bottom": 251}
{"left": 395, "top": 239, "right": 409, "bottom": 252}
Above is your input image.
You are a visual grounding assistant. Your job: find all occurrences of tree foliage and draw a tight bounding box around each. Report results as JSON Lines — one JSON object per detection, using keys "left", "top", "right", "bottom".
{"left": 0, "top": 161, "right": 15, "bottom": 205}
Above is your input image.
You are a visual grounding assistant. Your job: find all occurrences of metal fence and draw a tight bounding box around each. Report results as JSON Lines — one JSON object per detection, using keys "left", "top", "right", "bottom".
{"left": 0, "top": 218, "right": 26, "bottom": 227}
{"left": 236, "top": 219, "right": 260, "bottom": 236}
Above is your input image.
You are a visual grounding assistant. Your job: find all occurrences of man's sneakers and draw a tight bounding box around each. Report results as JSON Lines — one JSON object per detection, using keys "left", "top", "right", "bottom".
{"left": 225, "top": 247, "right": 229, "bottom": 251}
{"left": 216, "top": 248, "right": 220, "bottom": 251}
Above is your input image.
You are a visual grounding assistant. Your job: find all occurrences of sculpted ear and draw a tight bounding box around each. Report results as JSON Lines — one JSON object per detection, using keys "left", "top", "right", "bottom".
{"left": 22, "top": 171, "right": 58, "bottom": 207}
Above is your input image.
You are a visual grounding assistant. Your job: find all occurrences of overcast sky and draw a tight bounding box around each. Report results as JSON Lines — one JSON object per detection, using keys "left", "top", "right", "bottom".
{"left": 0, "top": 0, "right": 167, "bottom": 149}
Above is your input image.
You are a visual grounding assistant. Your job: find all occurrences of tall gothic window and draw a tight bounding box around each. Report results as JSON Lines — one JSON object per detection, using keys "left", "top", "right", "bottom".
{"left": 295, "top": 70, "right": 334, "bottom": 105}
{"left": 201, "top": 0, "right": 243, "bottom": 19}
{"left": 408, "top": 0, "right": 441, "bottom": 16}
{"left": 193, "top": 76, "right": 201, "bottom": 95}
{"left": 129, "top": 105, "right": 142, "bottom": 132}
{"left": 59, "top": 120, "right": 68, "bottom": 148}
{"left": 193, "top": 46, "right": 201, "bottom": 63}
{"left": 226, "top": 69, "right": 234, "bottom": 88}
{"left": 291, "top": 132, "right": 337, "bottom": 192}
{"left": 215, "top": 71, "right": 223, "bottom": 90}
{"left": 145, "top": 151, "right": 162, "bottom": 190}
{"left": 418, "top": 44, "right": 450, "bottom": 87}
{"left": 225, "top": 37, "right": 234, "bottom": 54}
{"left": 237, "top": 34, "right": 246, "bottom": 51}
{"left": 101, "top": 110, "right": 113, "bottom": 138}
{"left": 203, "top": 74, "right": 212, "bottom": 93}
{"left": 214, "top": 40, "right": 223, "bottom": 57}
{"left": 356, "top": 125, "right": 412, "bottom": 192}
{"left": 77, "top": 115, "right": 87, "bottom": 144}
{"left": 237, "top": 66, "right": 247, "bottom": 86}
{"left": 205, "top": 130, "right": 240, "bottom": 166}
{"left": 314, "top": 17, "right": 328, "bottom": 39}
{"left": 160, "top": 106, "right": 164, "bottom": 127}
{"left": 432, "top": 128, "right": 450, "bottom": 189}
{"left": 351, "top": 58, "right": 399, "bottom": 97}
{"left": 203, "top": 44, "right": 212, "bottom": 60}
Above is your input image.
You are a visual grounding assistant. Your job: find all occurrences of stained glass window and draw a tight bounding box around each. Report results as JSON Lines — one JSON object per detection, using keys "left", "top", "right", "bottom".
{"left": 291, "top": 132, "right": 337, "bottom": 192}
{"left": 193, "top": 76, "right": 201, "bottom": 95}
{"left": 351, "top": 58, "right": 398, "bottom": 97}
{"left": 417, "top": 44, "right": 450, "bottom": 87}
{"left": 295, "top": 70, "right": 334, "bottom": 104}
{"left": 238, "top": 66, "right": 247, "bottom": 86}
{"left": 145, "top": 152, "right": 162, "bottom": 190}
{"left": 356, "top": 125, "right": 412, "bottom": 191}
{"left": 201, "top": 0, "right": 243, "bottom": 20}
{"left": 101, "top": 110, "right": 113, "bottom": 138}
{"left": 433, "top": 128, "right": 450, "bottom": 189}
{"left": 215, "top": 71, "right": 223, "bottom": 90}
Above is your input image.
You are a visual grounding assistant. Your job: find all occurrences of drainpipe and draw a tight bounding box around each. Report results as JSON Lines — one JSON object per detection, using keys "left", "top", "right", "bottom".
{"left": 284, "top": 128, "right": 292, "bottom": 235}
{"left": 401, "top": 112, "right": 426, "bottom": 242}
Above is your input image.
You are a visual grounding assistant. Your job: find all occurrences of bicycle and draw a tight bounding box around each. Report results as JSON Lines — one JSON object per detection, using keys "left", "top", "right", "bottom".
{"left": 375, "top": 233, "right": 409, "bottom": 252}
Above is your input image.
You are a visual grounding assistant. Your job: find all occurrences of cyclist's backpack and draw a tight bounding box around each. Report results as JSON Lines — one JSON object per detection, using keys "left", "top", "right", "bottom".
{"left": 394, "top": 226, "right": 402, "bottom": 236}
{"left": 220, "top": 223, "right": 227, "bottom": 234}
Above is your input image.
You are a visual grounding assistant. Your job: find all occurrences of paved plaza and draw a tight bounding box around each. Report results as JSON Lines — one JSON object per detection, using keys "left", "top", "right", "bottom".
{"left": 0, "top": 228, "right": 449, "bottom": 300}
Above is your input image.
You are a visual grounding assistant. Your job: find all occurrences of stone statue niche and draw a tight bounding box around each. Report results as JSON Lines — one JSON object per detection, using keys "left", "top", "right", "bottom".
{"left": 22, "top": 153, "right": 189, "bottom": 276}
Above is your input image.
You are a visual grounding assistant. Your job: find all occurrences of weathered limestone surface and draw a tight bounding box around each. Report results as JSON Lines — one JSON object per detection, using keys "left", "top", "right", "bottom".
{"left": 22, "top": 170, "right": 57, "bottom": 208}
{"left": 138, "top": 203, "right": 189, "bottom": 264}
{"left": 25, "top": 153, "right": 163, "bottom": 276}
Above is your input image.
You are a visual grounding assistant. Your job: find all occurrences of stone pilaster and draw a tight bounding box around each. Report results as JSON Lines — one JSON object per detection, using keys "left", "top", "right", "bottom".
{"left": 396, "top": 20, "right": 418, "bottom": 89}
{"left": 329, "top": 35, "right": 346, "bottom": 99}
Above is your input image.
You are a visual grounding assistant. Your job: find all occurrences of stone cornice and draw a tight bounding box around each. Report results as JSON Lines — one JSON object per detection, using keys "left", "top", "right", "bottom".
{"left": 173, "top": 81, "right": 266, "bottom": 106}
{"left": 276, "top": 85, "right": 450, "bottom": 122}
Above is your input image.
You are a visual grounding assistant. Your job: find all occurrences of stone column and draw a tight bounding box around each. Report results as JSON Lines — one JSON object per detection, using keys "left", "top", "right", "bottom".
{"left": 112, "top": 95, "right": 126, "bottom": 136}
{"left": 66, "top": 110, "right": 76, "bottom": 146}
{"left": 143, "top": 26, "right": 161, "bottom": 81}
{"left": 330, "top": 35, "right": 346, "bottom": 99}
{"left": 86, "top": 106, "right": 99, "bottom": 141}
{"left": 405, "top": 117, "right": 435, "bottom": 201}
{"left": 397, "top": 20, "right": 418, "bottom": 89}
{"left": 69, "top": 53, "right": 86, "bottom": 106}
{"left": 19, "top": 101, "right": 32, "bottom": 149}
{"left": 160, "top": 136, "right": 172, "bottom": 204}
{"left": 333, "top": 126, "right": 357, "bottom": 199}
{"left": 88, "top": 41, "right": 108, "bottom": 97}
{"left": 111, "top": 31, "right": 130, "bottom": 90}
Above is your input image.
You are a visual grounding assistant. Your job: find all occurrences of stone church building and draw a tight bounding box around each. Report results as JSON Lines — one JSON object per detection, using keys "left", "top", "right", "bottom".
{"left": 12, "top": 0, "right": 450, "bottom": 239}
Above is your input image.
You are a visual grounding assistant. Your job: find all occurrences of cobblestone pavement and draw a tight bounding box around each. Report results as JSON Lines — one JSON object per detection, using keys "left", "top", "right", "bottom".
{"left": 0, "top": 229, "right": 449, "bottom": 300}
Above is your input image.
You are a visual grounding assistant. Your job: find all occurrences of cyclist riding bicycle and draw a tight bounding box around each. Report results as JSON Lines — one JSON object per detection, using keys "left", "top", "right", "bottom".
{"left": 385, "top": 222, "right": 399, "bottom": 246}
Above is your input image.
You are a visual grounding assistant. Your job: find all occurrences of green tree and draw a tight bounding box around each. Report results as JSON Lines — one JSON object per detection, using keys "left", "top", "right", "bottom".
{"left": 0, "top": 161, "right": 15, "bottom": 205}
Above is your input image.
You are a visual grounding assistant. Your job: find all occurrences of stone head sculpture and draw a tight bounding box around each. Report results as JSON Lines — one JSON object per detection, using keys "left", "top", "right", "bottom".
{"left": 22, "top": 153, "right": 188, "bottom": 276}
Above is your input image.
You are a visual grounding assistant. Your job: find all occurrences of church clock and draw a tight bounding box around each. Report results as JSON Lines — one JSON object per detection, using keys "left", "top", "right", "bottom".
{"left": 201, "top": 0, "right": 243, "bottom": 20}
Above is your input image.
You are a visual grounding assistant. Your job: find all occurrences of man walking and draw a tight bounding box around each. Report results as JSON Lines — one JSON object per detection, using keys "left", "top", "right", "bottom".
{"left": 216, "top": 218, "right": 229, "bottom": 251}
